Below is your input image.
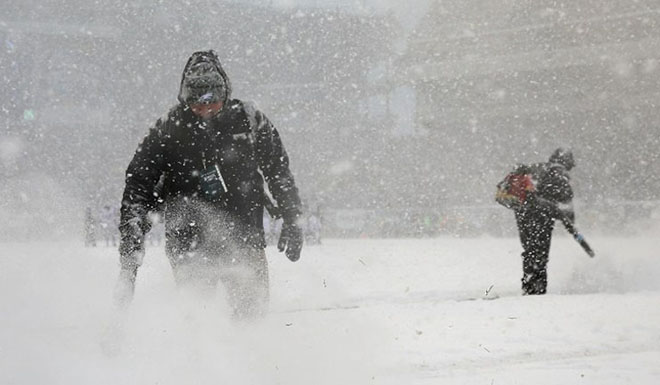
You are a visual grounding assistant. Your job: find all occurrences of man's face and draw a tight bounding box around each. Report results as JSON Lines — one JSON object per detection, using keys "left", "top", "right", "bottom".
{"left": 190, "top": 101, "right": 223, "bottom": 120}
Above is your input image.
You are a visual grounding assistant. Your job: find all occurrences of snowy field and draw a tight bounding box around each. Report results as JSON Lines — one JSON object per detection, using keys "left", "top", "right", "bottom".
{"left": 1, "top": 234, "right": 660, "bottom": 384}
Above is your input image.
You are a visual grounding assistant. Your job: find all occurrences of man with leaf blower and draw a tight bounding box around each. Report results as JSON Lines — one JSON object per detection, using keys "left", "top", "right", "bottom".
{"left": 496, "top": 148, "right": 594, "bottom": 295}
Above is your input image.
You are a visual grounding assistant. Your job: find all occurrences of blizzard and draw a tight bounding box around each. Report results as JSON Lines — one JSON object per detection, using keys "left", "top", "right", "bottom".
{"left": 2, "top": 233, "right": 659, "bottom": 384}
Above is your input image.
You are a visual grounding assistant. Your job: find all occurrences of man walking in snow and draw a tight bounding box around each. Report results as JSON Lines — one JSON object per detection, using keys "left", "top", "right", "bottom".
{"left": 116, "top": 50, "right": 303, "bottom": 318}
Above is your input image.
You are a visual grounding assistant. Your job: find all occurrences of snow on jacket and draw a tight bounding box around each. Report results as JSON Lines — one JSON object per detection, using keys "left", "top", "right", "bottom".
{"left": 517, "top": 161, "right": 574, "bottom": 221}
{"left": 118, "top": 99, "right": 302, "bottom": 263}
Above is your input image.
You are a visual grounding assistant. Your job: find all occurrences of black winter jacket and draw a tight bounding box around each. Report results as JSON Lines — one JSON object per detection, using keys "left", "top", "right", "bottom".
{"left": 519, "top": 162, "right": 574, "bottom": 221}
{"left": 536, "top": 163, "right": 573, "bottom": 205}
{"left": 119, "top": 100, "right": 302, "bottom": 263}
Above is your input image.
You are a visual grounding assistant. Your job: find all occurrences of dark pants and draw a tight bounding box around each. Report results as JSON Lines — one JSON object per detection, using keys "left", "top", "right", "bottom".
{"left": 164, "top": 203, "right": 269, "bottom": 319}
{"left": 515, "top": 209, "right": 555, "bottom": 295}
{"left": 166, "top": 245, "right": 269, "bottom": 319}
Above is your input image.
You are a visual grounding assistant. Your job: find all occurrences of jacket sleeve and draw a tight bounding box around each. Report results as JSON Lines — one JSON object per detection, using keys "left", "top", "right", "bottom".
{"left": 251, "top": 107, "right": 302, "bottom": 222}
{"left": 541, "top": 166, "right": 573, "bottom": 204}
{"left": 535, "top": 165, "right": 575, "bottom": 221}
{"left": 118, "top": 121, "right": 166, "bottom": 266}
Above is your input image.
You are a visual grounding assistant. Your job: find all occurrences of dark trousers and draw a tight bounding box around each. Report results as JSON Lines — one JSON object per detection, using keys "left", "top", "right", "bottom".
{"left": 162, "top": 201, "right": 269, "bottom": 319}
{"left": 166, "top": 240, "right": 270, "bottom": 319}
{"left": 515, "top": 209, "right": 555, "bottom": 295}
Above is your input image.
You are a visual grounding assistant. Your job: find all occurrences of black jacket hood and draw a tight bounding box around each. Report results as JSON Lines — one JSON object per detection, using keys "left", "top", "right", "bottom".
{"left": 177, "top": 50, "right": 233, "bottom": 105}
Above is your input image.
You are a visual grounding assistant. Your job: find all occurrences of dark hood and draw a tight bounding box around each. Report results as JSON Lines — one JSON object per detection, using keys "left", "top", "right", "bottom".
{"left": 177, "top": 50, "right": 233, "bottom": 106}
{"left": 549, "top": 147, "right": 575, "bottom": 170}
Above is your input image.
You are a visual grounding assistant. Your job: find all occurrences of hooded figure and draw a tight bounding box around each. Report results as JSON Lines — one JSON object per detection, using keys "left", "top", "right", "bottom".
{"left": 513, "top": 148, "right": 575, "bottom": 295}
{"left": 116, "top": 50, "right": 303, "bottom": 318}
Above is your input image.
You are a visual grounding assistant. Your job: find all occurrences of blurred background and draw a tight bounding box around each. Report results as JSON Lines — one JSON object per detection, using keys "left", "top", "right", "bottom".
{"left": 1, "top": 0, "right": 659, "bottom": 240}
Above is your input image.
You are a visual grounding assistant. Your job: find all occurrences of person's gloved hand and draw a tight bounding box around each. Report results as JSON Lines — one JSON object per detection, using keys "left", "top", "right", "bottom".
{"left": 557, "top": 202, "right": 575, "bottom": 223}
{"left": 278, "top": 221, "right": 303, "bottom": 262}
{"left": 116, "top": 238, "right": 143, "bottom": 310}
{"left": 562, "top": 209, "right": 575, "bottom": 223}
{"left": 119, "top": 248, "right": 145, "bottom": 270}
{"left": 114, "top": 264, "right": 138, "bottom": 310}
{"left": 119, "top": 218, "right": 145, "bottom": 269}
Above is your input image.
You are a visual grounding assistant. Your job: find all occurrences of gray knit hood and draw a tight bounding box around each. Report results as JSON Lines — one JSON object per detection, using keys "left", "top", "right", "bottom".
{"left": 177, "top": 50, "right": 232, "bottom": 106}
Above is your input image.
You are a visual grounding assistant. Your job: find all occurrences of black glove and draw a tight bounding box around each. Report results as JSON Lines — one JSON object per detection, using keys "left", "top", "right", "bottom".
{"left": 278, "top": 221, "right": 303, "bottom": 262}
{"left": 119, "top": 219, "right": 145, "bottom": 269}
{"left": 116, "top": 219, "right": 143, "bottom": 309}
{"left": 114, "top": 265, "right": 138, "bottom": 310}
{"left": 561, "top": 209, "right": 575, "bottom": 223}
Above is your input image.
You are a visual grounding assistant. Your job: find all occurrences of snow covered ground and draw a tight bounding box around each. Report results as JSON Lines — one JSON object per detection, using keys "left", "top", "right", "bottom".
{"left": 1, "top": 233, "right": 659, "bottom": 384}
